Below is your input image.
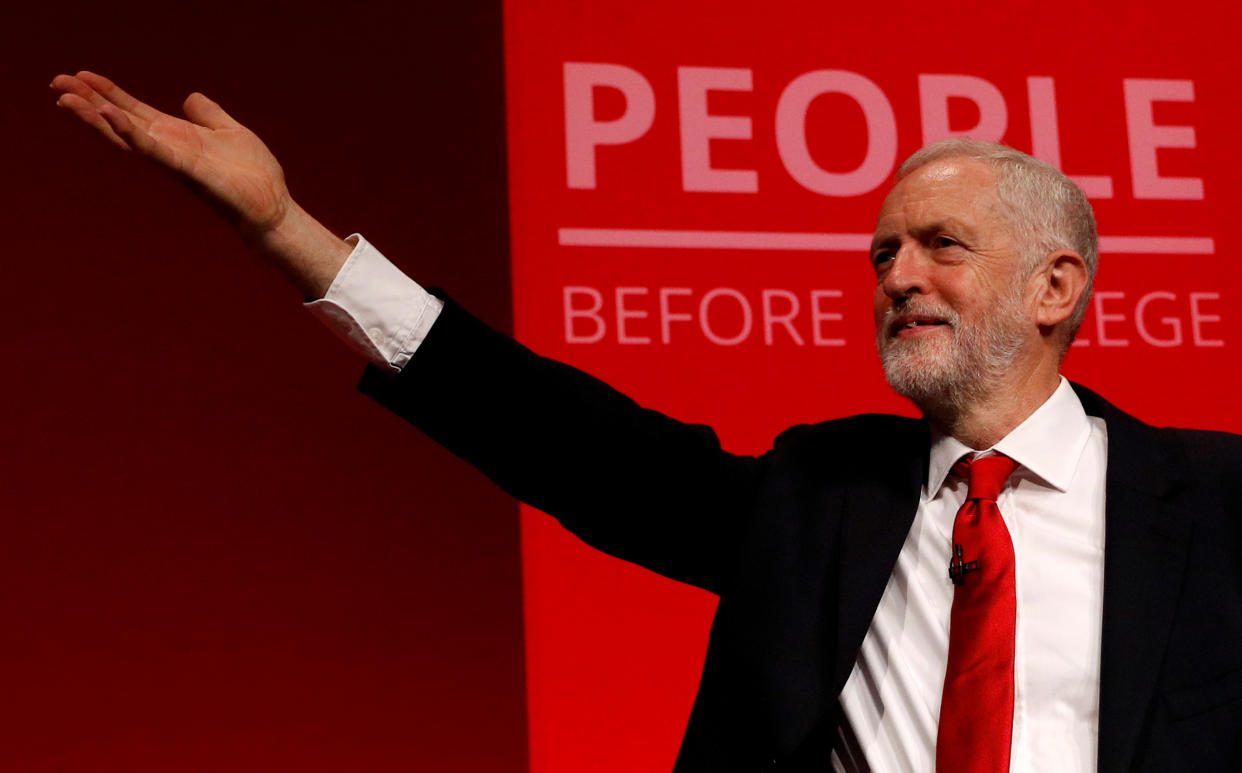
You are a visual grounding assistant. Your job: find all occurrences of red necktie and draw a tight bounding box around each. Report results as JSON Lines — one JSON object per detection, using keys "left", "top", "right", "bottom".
{"left": 936, "top": 453, "right": 1019, "bottom": 773}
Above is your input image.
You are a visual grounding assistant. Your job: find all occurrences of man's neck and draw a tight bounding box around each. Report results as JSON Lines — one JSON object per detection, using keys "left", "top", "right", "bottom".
{"left": 926, "top": 370, "right": 1063, "bottom": 450}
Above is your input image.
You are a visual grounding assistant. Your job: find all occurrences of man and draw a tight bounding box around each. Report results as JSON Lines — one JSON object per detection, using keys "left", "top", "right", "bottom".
{"left": 51, "top": 71, "right": 1242, "bottom": 771}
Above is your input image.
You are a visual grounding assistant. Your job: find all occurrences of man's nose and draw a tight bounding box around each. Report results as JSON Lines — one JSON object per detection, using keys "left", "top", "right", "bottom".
{"left": 880, "top": 248, "right": 929, "bottom": 300}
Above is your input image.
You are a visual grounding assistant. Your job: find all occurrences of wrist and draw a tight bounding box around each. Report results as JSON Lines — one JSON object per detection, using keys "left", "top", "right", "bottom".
{"left": 252, "top": 200, "right": 352, "bottom": 299}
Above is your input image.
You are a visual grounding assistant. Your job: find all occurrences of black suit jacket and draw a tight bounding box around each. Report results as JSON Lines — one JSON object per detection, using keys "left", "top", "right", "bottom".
{"left": 359, "top": 299, "right": 1242, "bottom": 772}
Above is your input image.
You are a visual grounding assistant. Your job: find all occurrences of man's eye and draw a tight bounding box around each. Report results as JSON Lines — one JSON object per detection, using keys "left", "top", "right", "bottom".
{"left": 872, "top": 251, "right": 895, "bottom": 267}
{"left": 934, "top": 236, "right": 960, "bottom": 249}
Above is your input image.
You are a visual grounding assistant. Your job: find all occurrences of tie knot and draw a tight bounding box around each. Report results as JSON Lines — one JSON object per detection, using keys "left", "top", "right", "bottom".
{"left": 953, "top": 453, "right": 1018, "bottom": 502}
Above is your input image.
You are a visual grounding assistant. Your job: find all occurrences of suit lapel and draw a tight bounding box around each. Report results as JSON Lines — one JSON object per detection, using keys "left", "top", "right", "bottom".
{"left": 831, "top": 421, "right": 928, "bottom": 690}
{"left": 1073, "top": 385, "right": 1193, "bottom": 773}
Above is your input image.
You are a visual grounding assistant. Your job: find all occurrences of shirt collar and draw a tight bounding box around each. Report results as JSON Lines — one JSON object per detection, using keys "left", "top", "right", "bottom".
{"left": 925, "top": 377, "right": 1092, "bottom": 497}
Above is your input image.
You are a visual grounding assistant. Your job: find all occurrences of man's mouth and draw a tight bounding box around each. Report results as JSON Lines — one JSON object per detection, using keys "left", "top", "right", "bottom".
{"left": 889, "top": 316, "right": 950, "bottom": 338}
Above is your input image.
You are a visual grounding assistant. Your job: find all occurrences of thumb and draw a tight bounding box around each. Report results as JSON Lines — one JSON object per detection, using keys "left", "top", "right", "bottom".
{"left": 182, "top": 92, "right": 240, "bottom": 130}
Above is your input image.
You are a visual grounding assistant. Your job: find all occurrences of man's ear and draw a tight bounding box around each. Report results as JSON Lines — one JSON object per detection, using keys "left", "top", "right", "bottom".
{"left": 1033, "top": 249, "right": 1089, "bottom": 328}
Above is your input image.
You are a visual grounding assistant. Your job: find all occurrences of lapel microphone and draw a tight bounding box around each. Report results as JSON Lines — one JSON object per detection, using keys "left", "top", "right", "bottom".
{"left": 948, "top": 543, "right": 981, "bottom": 586}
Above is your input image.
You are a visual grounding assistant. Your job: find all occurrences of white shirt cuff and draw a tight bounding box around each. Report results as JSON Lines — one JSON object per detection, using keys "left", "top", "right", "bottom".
{"left": 304, "top": 234, "right": 444, "bottom": 372}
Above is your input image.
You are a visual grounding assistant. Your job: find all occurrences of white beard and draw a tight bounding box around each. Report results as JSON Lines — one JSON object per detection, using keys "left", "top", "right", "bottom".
{"left": 877, "top": 286, "right": 1029, "bottom": 417}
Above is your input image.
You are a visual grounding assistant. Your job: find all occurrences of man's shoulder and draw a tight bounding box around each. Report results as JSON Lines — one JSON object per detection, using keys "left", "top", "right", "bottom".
{"left": 1072, "top": 381, "right": 1242, "bottom": 488}
{"left": 1071, "top": 381, "right": 1242, "bottom": 443}
{"left": 1152, "top": 424, "right": 1242, "bottom": 479}
{"left": 1154, "top": 423, "right": 1242, "bottom": 448}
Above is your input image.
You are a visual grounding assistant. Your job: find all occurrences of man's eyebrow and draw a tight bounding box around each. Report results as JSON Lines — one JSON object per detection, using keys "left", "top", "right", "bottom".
{"left": 870, "top": 233, "right": 900, "bottom": 253}
{"left": 914, "top": 218, "right": 972, "bottom": 238}
{"left": 870, "top": 218, "right": 977, "bottom": 254}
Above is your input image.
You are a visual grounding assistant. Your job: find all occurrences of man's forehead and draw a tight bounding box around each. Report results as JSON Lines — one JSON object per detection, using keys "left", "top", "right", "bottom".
{"left": 874, "top": 158, "right": 1003, "bottom": 230}
{"left": 886, "top": 157, "right": 998, "bottom": 204}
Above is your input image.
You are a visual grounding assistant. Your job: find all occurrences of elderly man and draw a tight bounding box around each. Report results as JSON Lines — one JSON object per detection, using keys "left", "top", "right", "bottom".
{"left": 52, "top": 71, "right": 1242, "bottom": 772}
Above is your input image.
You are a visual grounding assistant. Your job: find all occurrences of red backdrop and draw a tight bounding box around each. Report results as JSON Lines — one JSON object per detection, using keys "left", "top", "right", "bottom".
{"left": 502, "top": 1, "right": 1242, "bottom": 771}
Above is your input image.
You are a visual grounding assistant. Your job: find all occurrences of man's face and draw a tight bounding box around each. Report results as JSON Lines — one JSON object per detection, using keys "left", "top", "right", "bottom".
{"left": 870, "top": 157, "right": 1035, "bottom": 410}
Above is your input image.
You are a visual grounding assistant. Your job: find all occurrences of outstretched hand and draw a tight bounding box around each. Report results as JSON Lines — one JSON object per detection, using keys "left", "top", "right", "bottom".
{"left": 51, "top": 71, "right": 350, "bottom": 297}
{"left": 52, "top": 71, "right": 291, "bottom": 237}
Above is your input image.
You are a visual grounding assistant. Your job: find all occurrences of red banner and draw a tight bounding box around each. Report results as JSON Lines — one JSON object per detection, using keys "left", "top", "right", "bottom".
{"left": 502, "top": 1, "right": 1242, "bottom": 770}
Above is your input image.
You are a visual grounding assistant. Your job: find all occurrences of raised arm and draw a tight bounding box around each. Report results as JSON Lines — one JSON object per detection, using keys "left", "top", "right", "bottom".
{"left": 50, "top": 71, "right": 767, "bottom": 594}
{"left": 51, "top": 71, "right": 349, "bottom": 298}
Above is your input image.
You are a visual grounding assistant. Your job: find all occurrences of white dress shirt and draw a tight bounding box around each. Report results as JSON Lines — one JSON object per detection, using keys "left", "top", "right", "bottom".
{"left": 835, "top": 379, "right": 1108, "bottom": 772}
{"left": 307, "top": 236, "right": 1110, "bottom": 772}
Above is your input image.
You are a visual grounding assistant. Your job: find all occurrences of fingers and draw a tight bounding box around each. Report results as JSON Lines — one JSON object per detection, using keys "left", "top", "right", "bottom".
{"left": 51, "top": 71, "right": 157, "bottom": 145}
{"left": 74, "top": 70, "right": 159, "bottom": 122}
{"left": 51, "top": 73, "right": 113, "bottom": 115}
{"left": 51, "top": 71, "right": 182, "bottom": 163}
{"left": 182, "top": 92, "right": 241, "bottom": 130}
{"left": 54, "top": 89, "right": 132, "bottom": 151}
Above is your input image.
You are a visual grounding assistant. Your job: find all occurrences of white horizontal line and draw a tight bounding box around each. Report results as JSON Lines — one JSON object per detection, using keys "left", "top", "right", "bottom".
{"left": 558, "top": 228, "right": 1215, "bottom": 255}
{"left": 558, "top": 228, "right": 872, "bottom": 251}
{"left": 1096, "top": 236, "right": 1215, "bottom": 254}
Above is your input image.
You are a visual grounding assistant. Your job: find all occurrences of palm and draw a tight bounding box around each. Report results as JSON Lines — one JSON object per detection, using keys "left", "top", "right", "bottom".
{"left": 52, "top": 71, "right": 290, "bottom": 234}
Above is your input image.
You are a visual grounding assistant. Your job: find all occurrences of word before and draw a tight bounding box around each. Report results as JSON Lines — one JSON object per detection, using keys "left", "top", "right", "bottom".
{"left": 564, "top": 286, "right": 847, "bottom": 346}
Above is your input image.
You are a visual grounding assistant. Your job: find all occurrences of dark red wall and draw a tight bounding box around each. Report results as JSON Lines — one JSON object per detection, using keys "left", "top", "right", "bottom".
{"left": 4, "top": 2, "right": 526, "bottom": 770}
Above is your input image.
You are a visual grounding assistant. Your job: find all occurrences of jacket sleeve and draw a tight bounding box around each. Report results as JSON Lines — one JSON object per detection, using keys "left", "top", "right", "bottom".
{"left": 356, "top": 297, "right": 767, "bottom": 595}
